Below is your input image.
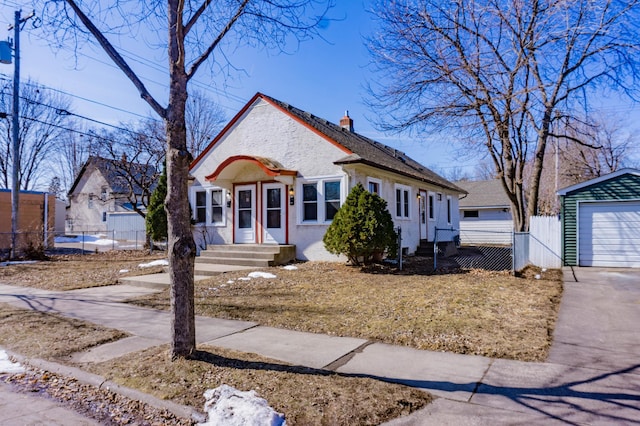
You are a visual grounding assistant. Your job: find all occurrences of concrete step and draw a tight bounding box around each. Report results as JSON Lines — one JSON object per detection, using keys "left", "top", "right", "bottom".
{"left": 198, "top": 250, "right": 274, "bottom": 260}
{"left": 196, "top": 256, "right": 272, "bottom": 268}
{"left": 204, "top": 244, "right": 292, "bottom": 253}
{"left": 194, "top": 263, "right": 262, "bottom": 276}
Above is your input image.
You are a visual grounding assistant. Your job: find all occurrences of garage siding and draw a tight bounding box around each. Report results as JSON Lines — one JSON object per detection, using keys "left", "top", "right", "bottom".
{"left": 561, "top": 173, "right": 640, "bottom": 266}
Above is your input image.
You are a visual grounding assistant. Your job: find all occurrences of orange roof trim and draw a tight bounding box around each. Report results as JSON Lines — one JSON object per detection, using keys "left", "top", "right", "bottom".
{"left": 205, "top": 155, "right": 297, "bottom": 181}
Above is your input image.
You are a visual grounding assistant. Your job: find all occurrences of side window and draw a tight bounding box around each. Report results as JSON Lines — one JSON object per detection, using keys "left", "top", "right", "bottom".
{"left": 303, "top": 183, "right": 318, "bottom": 221}
{"left": 324, "top": 181, "right": 341, "bottom": 221}
{"left": 395, "top": 185, "right": 410, "bottom": 218}
{"left": 428, "top": 194, "right": 434, "bottom": 220}
{"left": 367, "top": 178, "right": 381, "bottom": 195}
{"left": 211, "top": 189, "right": 223, "bottom": 224}
{"left": 195, "top": 191, "right": 206, "bottom": 223}
{"left": 447, "top": 196, "right": 452, "bottom": 224}
{"left": 88, "top": 194, "right": 94, "bottom": 209}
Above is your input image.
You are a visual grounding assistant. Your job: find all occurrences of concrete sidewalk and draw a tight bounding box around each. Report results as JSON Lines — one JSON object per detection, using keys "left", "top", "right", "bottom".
{"left": 0, "top": 267, "right": 639, "bottom": 424}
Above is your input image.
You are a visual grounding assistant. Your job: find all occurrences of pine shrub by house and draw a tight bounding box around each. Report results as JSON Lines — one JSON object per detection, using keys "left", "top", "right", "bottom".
{"left": 323, "top": 183, "right": 397, "bottom": 265}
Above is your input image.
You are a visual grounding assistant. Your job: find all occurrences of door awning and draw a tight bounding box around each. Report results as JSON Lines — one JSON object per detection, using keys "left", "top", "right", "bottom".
{"left": 205, "top": 155, "right": 297, "bottom": 185}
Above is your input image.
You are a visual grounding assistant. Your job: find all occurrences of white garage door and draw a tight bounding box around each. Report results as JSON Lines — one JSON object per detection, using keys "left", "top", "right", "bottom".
{"left": 578, "top": 201, "right": 640, "bottom": 267}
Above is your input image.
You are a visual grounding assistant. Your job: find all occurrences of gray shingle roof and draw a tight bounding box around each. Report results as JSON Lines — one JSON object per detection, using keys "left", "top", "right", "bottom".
{"left": 68, "top": 156, "right": 157, "bottom": 196}
{"left": 261, "top": 94, "right": 465, "bottom": 194}
{"left": 455, "top": 180, "right": 511, "bottom": 208}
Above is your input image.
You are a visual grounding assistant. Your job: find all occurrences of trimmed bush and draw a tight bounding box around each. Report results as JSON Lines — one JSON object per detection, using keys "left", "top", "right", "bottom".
{"left": 323, "top": 183, "right": 397, "bottom": 265}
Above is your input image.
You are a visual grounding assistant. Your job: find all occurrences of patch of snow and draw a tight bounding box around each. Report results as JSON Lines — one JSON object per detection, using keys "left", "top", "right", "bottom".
{"left": 226, "top": 280, "right": 234, "bottom": 284}
{"left": 535, "top": 274, "right": 541, "bottom": 280}
{"left": 0, "top": 260, "right": 38, "bottom": 267}
{"left": 119, "top": 269, "right": 130, "bottom": 274}
{"left": 138, "top": 259, "right": 169, "bottom": 268}
{"left": 238, "top": 277, "right": 251, "bottom": 281}
{"left": 198, "top": 384, "right": 286, "bottom": 426}
{"left": 248, "top": 271, "right": 277, "bottom": 279}
{"left": 55, "top": 234, "right": 116, "bottom": 246}
{"left": 282, "top": 265, "right": 298, "bottom": 271}
{"left": 0, "top": 350, "right": 25, "bottom": 374}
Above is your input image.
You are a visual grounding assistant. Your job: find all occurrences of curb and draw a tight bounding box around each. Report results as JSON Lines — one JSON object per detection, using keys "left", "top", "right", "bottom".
{"left": 7, "top": 350, "right": 206, "bottom": 423}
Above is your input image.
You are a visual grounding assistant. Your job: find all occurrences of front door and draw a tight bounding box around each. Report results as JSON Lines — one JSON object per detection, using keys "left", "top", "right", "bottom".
{"left": 262, "top": 183, "right": 286, "bottom": 244}
{"left": 419, "top": 190, "right": 428, "bottom": 240}
{"left": 234, "top": 184, "right": 256, "bottom": 243}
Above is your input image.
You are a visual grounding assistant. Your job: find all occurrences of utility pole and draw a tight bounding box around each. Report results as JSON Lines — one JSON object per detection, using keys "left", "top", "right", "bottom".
{"left": 6, "top": 10, "right": 34, "bottom": 259}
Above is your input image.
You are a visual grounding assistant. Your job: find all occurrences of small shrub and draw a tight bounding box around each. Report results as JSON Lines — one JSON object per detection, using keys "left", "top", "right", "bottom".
{"left": 323, "top": 183, "right": 397, "bottom": 265}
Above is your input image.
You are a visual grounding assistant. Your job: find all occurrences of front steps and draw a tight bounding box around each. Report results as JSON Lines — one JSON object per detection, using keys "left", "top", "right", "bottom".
{"left": 195, "top": 244, "right": 296, "bottom": 276}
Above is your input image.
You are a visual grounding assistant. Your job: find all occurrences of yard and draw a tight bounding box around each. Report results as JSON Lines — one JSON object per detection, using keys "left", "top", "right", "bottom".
{"left": 0, "top": 251, "right": 563, "bottom": 425}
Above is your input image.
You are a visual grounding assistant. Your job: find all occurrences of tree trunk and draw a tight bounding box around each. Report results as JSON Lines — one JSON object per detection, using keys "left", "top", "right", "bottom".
{"left": 166, "top": 1, "right": 196, "bottom": 359}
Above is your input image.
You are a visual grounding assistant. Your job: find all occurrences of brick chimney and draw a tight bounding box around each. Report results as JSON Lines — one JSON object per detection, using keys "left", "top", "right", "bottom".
{"left": 339, "top": 110, "right": 354, "bottom": 132}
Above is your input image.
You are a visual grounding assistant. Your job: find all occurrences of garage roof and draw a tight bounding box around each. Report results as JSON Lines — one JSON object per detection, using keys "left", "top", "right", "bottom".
{"left": 557, "top": 168, "right": 640, "bottom": 196}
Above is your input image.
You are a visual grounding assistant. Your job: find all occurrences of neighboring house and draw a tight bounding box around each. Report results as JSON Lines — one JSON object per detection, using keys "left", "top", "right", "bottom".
{"left": 0, "top": 189, "right": 56, "bottom": 252}
{"left": 66, "top": 156, "right": 156, "bottom": 233}
{"left": 455, "top": 179, "right": 513, "bottom": 245}
{"left": 558, "top": 168, "right": 640, "bottom": 268}
{"left": 188, "top": 93, "right": 465, "bottom": 261}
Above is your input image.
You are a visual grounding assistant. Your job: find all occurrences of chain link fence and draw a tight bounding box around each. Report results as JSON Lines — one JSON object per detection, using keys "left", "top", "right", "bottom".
{"left": 433, "top": 216, "right": 562, "bottom": 272}
{"left": 1, "top": 230, "right": 150, "bottom": 259}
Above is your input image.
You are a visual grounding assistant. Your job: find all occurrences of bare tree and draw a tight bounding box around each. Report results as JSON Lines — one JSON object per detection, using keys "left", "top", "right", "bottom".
{"left": 367, "top": 0, "right": 640, "bottom": 231}
{"left": 54, "top": 128, "right": 106, "bottom": 198}
{"left": 94, "top": 119, "right": 166, "bottom": 219}
{"left": 533, "top": 117, "right": 637, "bottom": 215}
{"left": 186, "top": 89, "right": 226, "bottom": 157}
{"left": 40, "top": 0, "right": 332, "bottom": 358}
{"left": 0, "top": 79, "right": 74, "bottom": 190}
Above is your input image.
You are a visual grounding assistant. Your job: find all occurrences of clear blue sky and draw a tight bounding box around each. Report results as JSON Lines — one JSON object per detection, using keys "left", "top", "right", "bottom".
{"left": 1, "top": 1, "right": 638, "bottom": 181}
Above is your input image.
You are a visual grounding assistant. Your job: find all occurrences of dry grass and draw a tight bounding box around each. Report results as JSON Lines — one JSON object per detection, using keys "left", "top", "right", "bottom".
{"left": 132, "top": 260, "right": 563, "bottom": 361}
{"left": 0, "top": 303, "right": 128, "bottom": 358}
{"left": 85, "top": 344, "right": 431, "bottom": 426}
{"left": 0, "top": 302, "right": 431, "bottom": 425}
{"left": 0, "top": 251, "right": 166, "bottom": 290}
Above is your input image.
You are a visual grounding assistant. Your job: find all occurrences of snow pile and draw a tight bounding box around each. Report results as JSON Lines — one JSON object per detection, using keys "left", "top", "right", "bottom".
{"left": 55, "top": 234, "right": 116, "bottom": 246}
{"left": 0, "top": 260, "right": 37, "bottom": 267}
{"left": 119, "top": 269, "right": 130, "bottom": 274}
{"left": 139, "top": 259, "right": 169, "bottom": 268}
{"left": 198, "top": 385, "right": 286, "bottom": 426}
{"left": 248, "top": 271, "right": 277, "bottom": 279}
{"left": 0, "top": 350, "right": 25, "bottom": 374}
{"left": 282, "top": 265, "right": 298, "bottom": 271}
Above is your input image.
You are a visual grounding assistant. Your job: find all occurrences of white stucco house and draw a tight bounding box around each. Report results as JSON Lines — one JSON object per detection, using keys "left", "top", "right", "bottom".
{"left": 455, "top": 179, "right": 513, "bottom": 245}
{"left": 188, "top": 93, "right": 465, "bottom": 261}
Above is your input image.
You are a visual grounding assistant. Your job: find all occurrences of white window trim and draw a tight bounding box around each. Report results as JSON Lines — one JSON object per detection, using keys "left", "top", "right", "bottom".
{"left": 394, "top": 184, "right": 412, "bottom": 219}
{"left": 297, "top": 176, "right": 345, "bottom": 225}
{"left": 366, "top": 177, "right": 382, "bottom": 195}
{"left": 191, "top": 186, "right": 227, "bottom": 227}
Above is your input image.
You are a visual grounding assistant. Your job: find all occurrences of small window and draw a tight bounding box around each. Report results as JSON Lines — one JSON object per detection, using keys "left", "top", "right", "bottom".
{"left": 324, "top": 181, "right": 341, "bottom": 221}
{"left": 100, "top": 187, "right": 108, "bottom": 201}
{"left": 88, "top": 194, "right": 94, "bottom": 209}
{"left": 403, "top": 190, "right": 409, "bottom": 217}
{"left": 195, "top": 191, "right": 206, "bottom": 223}
{"left": 395, "top": 189, "right": 402, "bottom": 217}
{"left": 102, "top": 211, "right": 107, "bottom": 222}
{"left": 463, "top": 210, "right": 479, "bottom": 218}
{"left": 303, "top": 183, "right": 318, "bottom": 221}
{"left": 367, "top": 178, "right": 381, "bottom": 195}
{"left": 211, "top": 189, "right": 223, "bottom": 224}
{"left": 428, "top": 194, "right": 434, "bottom": 219}
{"left": 447, "top": 197, "right": 452, "bottom": 224}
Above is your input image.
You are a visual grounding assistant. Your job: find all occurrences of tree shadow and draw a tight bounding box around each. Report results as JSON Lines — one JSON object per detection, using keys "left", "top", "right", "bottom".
{"left": 191, "top": 347, "right": 640, "bottom": 424}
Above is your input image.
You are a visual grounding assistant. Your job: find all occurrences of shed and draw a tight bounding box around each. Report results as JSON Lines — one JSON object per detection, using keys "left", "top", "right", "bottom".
{"left": 558, "top": 168, "right": 640, "bottom": 267}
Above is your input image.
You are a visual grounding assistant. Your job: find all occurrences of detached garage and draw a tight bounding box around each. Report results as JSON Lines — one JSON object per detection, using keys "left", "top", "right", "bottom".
{"left": 558, "top": 169, "right": 640, "bottom": 267}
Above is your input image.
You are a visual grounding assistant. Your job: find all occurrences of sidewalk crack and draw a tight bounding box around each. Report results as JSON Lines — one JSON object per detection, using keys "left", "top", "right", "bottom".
{"left": 469, "top": 358, "right": 494, "bottom": 402}
{"left": 322, "top": 341, "right": 374, "bottom": 371}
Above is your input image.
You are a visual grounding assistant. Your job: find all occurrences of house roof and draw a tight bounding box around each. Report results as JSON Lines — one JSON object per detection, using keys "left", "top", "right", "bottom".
{"left": 68, "top": 156, "right": 157, "bottom": 196}
{"left": 557, "top": 168, "right": 640, "bottom": 196}
{"left": 455, "top": 180, "right": 511, "bottom": 209}
{"left": 192, "top": 93, "right": 465, "bottom": 194}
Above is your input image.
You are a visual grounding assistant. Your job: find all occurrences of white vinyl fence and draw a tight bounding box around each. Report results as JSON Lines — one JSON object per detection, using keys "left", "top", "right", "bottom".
{"left": 529, "top": 216, "right": 562, "bottom": 268}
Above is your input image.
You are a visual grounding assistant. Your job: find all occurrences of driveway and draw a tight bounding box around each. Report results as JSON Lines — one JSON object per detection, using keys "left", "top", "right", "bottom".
{"left": 549, "top": 267, "right": 640, "bottom": 371}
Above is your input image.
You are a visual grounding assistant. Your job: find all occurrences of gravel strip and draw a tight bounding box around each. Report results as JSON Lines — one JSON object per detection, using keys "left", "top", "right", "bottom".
{"left": 2, "top": 366, "right": 195, "bottom": 425}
